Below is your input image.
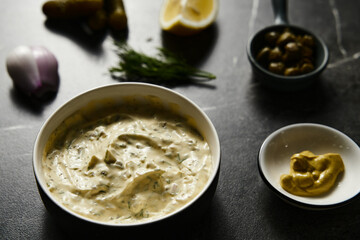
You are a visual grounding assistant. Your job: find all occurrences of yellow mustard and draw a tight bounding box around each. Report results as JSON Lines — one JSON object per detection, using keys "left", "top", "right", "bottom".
{"left": 280, "top": 151, "right": 344, "bottom": 196}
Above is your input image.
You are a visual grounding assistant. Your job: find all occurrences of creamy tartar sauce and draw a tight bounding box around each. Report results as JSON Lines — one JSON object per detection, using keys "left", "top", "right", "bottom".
{"left": 42, "top": 102, "right": 212, "bottom": 224}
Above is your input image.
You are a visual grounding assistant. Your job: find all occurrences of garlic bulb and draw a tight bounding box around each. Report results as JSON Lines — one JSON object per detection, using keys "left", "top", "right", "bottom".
{"left": 6, "top": 45, "right": 59, "bottom": 98}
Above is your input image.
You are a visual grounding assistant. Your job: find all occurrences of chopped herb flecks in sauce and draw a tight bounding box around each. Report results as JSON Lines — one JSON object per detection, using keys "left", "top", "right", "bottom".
{"left": 42, "top": 102, "right": 212, "bottom": 224}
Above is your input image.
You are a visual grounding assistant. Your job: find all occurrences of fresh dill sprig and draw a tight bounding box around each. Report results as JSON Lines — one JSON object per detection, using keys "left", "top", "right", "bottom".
{"left": 109, "top": 42, "right": 216, "bottom": 82}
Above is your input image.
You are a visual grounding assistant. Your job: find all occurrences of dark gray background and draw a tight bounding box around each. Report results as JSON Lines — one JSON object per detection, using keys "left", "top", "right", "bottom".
{"left": 1, "top": 0, "right": 360, "bottom": 239}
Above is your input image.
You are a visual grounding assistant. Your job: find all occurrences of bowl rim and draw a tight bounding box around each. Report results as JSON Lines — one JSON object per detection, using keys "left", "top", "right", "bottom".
{"left": 258, "top": 123, "right": 360, "bottom": 210}
{"left": 33, "top": 82, "right": 221, "bottom": 227}
{"left": 247, "top": 24, "right": 329, "bottom": 82}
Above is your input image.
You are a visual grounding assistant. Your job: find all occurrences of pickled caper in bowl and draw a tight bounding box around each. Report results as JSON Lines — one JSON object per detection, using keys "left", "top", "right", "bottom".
{"left": 256, "top": 28, "right": 316, "bottom": 76}
{"left": 247, "top": 0, "right": 329, "bottom": 91}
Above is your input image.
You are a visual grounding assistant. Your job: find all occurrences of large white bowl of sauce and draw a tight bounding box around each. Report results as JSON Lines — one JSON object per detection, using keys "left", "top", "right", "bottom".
{"left": 258, "top": 123, "right": 360, "bottom": 210}
{"left": 33, "top": 83, "right": 220, "bottom": 232}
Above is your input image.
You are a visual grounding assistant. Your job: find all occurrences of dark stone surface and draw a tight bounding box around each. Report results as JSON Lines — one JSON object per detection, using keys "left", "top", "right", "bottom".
{"left": 1, "top": 0, "right": 360, "bottom": 239}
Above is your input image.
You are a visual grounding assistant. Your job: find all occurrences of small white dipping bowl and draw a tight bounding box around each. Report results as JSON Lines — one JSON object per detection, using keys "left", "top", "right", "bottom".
{"left": 33, "top": 83, "right": 221, "bottom": 229}
{"left": 258, "top": 123, "right": 360, "bottom": 209}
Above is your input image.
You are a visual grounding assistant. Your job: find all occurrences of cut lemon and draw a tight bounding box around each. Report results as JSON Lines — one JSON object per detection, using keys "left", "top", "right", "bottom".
{"left": 160, "top": 0, "right": 219, "bottom": 36}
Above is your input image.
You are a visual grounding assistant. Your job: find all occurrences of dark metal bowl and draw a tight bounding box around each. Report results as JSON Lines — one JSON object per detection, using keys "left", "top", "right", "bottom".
{"left": 247, "top": 0, "right": 329, "bottom": 91}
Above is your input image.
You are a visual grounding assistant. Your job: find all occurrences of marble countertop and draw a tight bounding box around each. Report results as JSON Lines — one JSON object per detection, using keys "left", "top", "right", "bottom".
{"left": 1, "top": 0, "right": 360, "bottom": 239}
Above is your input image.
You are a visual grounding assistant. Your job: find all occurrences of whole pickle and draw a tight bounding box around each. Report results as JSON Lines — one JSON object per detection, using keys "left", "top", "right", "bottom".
{"left": 43, "top": 0, "right": 104, "bottom": 19}
{"left": 87, "top": 9, "right": 107, "bottom": 31}
{"left": 107, "top": 0, "right": 128, "bottom": 30}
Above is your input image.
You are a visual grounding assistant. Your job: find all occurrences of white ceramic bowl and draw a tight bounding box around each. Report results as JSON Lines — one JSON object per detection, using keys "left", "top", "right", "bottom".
{"left": 33, "top": 83, "right": 221, "bottom": 229}
{"left": 258, "top": 123, "right": 360, "bottom": 209}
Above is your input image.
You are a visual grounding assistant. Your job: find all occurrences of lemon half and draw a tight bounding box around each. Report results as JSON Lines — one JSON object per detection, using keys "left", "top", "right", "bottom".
{"left": 160, "top": 0, "right": 219, "bottom": 36}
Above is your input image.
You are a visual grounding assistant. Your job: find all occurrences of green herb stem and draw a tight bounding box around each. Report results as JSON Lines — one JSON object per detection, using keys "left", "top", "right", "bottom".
{"left": 110, "top": 42, "right": 216, "bottom": 82}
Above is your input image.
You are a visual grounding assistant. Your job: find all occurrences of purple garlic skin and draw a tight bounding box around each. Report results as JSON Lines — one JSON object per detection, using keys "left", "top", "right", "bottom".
{"left": 6, "top": 45, "right": 59, "bottom": 98}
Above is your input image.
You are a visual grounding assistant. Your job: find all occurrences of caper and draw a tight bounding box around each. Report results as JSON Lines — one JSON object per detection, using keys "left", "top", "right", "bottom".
{"left": 268, "top": 62, "right": 285, "bottom": 74}
{"left": 301, "top": 35, "right": 315, "bottom": 47}
{"left": 285, "top": 42, "right": 300, "bottom": 53}
{"left": 276, "top": 31, "right": 296, "bottom": 46}
{"left": 302, "top": 46, "right": 313, "bottom": 58}
{"left": 300, "top": 63, "right": 314, "bottom": 73}
{"left": 256, "top": 47, "right": 271, "bottom": 62}
{"left": 284, "top": 67, "right": 301, "bottom": 76}
{"left": 265, "top": 31, "right": 280, "bottom": 46}
{"left": 268, "top": 47, "right": 282, "bottom": 61}
{"left": 255, "top": 28, "right": 316, "bottom": 76}
{"left": 283, "top": 42, "right": 302, "bottom": 62}
{"left": 301, "top": 58, "right": 313, "bottom": 64}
